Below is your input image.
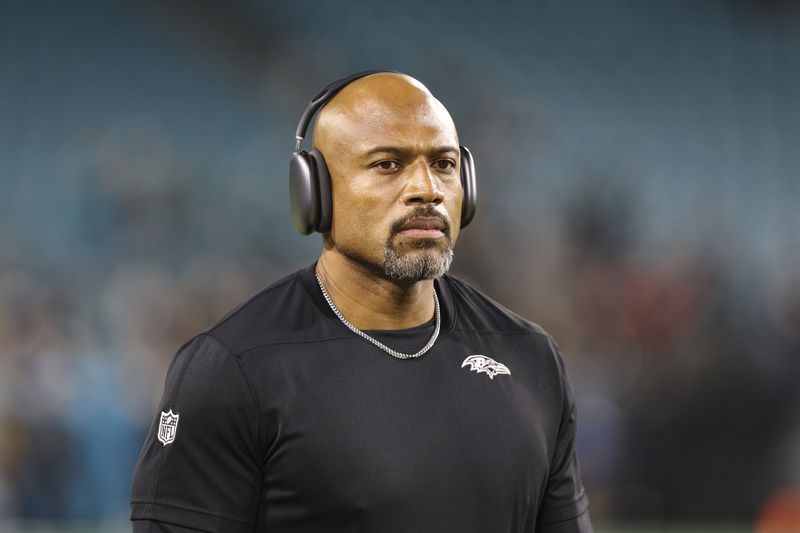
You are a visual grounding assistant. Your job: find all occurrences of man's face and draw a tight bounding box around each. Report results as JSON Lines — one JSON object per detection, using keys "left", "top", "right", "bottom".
{"left": 315, "top": 76, "right": 463, "bottom": 282}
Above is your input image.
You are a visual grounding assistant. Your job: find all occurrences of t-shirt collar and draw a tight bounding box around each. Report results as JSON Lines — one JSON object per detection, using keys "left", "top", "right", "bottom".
{"left": 297, "top": 261, "right": 456, "bottom": 336}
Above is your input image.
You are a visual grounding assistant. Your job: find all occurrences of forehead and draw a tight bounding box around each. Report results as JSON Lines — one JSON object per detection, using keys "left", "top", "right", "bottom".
{"left": 344, "top": 103, "right": 458, "bottom": 152}
{"left": 313, "top": 78, "right": 459, "bottom": 154}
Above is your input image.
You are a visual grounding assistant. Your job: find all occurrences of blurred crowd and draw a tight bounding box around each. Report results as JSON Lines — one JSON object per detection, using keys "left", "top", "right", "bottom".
{"left": 1, "top": 0, "right": 799, "bottom": 528}
{"left": 0, "top": 169, "right": 270, "bottom": 518}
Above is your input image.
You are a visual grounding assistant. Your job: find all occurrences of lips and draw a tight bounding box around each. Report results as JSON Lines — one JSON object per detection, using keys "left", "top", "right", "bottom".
{"left": 394, "top": 215, "right": 449, "bottom": 240}
{"left": 398, "top": 217, "right": 446, "bottom": 232}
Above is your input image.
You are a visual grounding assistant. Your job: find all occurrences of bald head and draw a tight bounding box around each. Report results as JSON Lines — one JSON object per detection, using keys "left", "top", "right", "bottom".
{"left": 312, "top": 72, "right": 458, "bottom": 158}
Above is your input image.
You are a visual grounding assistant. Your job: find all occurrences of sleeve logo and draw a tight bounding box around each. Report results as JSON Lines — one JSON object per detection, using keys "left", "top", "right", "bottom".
{"left": 157, "top": 409, "right": 180, "bottom": 446}
{"left": 461, "top": 355, "right": 511, "bottom": 380}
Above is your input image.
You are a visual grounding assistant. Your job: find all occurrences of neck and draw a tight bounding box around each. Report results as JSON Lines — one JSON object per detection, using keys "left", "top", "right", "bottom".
{"left": 316, "top": 249, "right": 435, "bottom": 330}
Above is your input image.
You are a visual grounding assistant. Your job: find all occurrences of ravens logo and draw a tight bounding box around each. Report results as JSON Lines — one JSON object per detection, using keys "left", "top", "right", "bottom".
{"left": 461, "top": 355, "right": 512, "bottom": 379}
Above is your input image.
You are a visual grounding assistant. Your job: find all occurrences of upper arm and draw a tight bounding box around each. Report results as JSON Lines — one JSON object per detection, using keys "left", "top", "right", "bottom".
{"left": 536, "top": 337, "right": 593, "bottom": 533}
{"left": 130, "top": 334, "right": 262, "bottom": 533}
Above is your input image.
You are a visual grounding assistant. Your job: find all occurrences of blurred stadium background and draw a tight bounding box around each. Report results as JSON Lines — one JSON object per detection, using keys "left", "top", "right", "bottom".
{"left": 1, "top": 0, "right": 799, "bottom": 531}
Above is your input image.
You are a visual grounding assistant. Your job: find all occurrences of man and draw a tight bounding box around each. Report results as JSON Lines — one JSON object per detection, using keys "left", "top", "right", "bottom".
{"left": 130, "top": 71, "right": 593, "bottom": 532}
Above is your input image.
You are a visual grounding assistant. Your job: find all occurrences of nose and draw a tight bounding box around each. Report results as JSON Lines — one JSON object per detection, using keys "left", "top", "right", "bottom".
{"left": 402, "top": 159, "right": 445, "bottom": 206}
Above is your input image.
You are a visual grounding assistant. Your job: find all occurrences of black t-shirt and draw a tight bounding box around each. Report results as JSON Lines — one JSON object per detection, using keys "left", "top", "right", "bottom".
{"left": 130, "top": 263, "right": 592, "bottom": 533}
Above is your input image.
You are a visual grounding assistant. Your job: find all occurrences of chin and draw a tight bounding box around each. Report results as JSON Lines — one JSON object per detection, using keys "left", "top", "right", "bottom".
{"left": 383, "top": 246, "right": 454, "bottom": 281}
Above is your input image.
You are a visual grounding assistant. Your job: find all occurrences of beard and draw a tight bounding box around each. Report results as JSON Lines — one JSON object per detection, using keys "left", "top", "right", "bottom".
{"left": 383, "top": 237, "right": 454, "bottom": 281}
{"left": 332, "top": 207, "right": 455, "bottom": 282}
{"left": 382, "top": 208, "right": 454, "bottom": 282}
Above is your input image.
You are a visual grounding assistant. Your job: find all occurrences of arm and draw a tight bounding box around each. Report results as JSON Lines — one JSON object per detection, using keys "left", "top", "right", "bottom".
{"left": 536, "top": 337, "right": 593, "bottom": 533}
{"left": 130, "top": 334, "right": 262, "bottom": 533}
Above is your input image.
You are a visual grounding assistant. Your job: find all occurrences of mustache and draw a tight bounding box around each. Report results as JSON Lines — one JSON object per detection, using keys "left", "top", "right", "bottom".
{"left": 389, "top": 206, "right": 452, "bottom": 239}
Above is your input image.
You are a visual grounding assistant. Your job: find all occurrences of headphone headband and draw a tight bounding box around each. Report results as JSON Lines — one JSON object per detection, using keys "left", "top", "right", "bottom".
{"left": 294, "top": 69, "right": 399, "bottom": 152}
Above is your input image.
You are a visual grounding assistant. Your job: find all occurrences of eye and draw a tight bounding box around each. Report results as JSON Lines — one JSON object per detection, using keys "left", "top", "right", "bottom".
{"left": 372, "top": 160, "right": 401, "bottom": 173}
{"left": 433, "top": 159, "right": 457, "bottom": 172}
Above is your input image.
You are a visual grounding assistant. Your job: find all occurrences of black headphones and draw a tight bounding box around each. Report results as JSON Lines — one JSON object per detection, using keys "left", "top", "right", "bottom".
{"left": 289, "top": 70, "right": 477, "bottom": 235}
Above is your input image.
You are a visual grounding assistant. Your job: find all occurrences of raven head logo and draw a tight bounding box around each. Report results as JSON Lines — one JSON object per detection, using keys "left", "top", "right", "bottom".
{"left": 461, "top": 355, "right": 511, "bottom": 379}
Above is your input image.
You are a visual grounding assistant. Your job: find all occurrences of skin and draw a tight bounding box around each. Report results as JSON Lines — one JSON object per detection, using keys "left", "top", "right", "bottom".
{"left": 313, "top": 72, "right": 464, "bottom": 330}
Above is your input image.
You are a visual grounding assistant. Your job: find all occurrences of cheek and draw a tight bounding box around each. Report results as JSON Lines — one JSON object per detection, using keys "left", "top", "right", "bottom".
{"left": 447, "top": 186, "right": 464, "bottom": 240}
{"left": 331, "top": 179, "right": 395, "bottom": 241}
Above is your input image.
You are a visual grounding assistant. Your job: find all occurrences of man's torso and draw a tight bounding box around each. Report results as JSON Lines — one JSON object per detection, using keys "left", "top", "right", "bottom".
{"left": 130, "top": 264, "right": 587, "bottom": 532}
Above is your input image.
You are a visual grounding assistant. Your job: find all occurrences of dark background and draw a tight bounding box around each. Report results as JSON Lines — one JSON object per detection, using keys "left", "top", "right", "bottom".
{"left": 1, "top": 0, "right": 798, "bottom": 531}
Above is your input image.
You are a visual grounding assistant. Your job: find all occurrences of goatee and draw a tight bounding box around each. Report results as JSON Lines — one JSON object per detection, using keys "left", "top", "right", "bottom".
{"left": 383, "top": 243, "right": 454, "bottom": 281}
{"left": 383, "top": 207, "right": 454, "bottom": 281}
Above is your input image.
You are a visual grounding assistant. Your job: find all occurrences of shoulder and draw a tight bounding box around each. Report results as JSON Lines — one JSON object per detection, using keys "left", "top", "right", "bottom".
{"left": 202, "top": 265, "right": 342, "bottom": 355}
{"left": 443, "top": 273, "right": 550, "bottom": 338}
{"left": 160, "top": 333, "right": 258, "bottom": 421}
{"left": 443, "top": 274, "right": 572, "bottom": 394}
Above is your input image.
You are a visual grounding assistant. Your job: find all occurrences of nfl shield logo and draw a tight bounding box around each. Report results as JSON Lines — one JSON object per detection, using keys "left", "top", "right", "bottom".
{"left": 158, "top": 409, "right": 179, "bottom": 446}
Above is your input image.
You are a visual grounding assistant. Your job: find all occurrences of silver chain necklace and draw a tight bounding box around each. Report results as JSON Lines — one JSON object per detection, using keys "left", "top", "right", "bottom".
{"left": 315, "top": 274, "right": 441, "bottom": 360}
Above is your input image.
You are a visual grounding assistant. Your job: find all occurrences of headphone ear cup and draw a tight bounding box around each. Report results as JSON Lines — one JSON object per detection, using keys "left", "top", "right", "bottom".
{"left": 289, "top": 151, "right": 320, "bottom": 235}
{"left": 309, "top": 150, "right": 333, "bottom": 233}
{"left": 459, "top": 146, "right": 477, "bottom": 228}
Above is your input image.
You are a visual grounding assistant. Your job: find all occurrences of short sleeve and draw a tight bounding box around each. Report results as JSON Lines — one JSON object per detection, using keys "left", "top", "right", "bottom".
{"left": 536, "top": 338, "right": 593, "bottom": 533}
{"left": 130, "top": 334, "right": 262, "bottom": 532}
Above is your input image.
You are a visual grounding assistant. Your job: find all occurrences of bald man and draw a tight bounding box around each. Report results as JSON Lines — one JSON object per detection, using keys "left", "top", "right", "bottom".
{"left": 130, "top": 72, "right": 593, "bottom": 533}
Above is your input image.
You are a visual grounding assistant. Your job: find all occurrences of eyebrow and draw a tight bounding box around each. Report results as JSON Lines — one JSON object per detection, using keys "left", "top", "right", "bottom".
{"left": 361, "top": 145, "right": 460, "bottom": 159}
